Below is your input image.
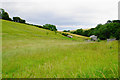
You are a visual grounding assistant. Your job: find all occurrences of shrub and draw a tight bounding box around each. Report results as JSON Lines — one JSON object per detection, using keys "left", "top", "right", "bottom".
{"left": 62, "top": 33, "right": 68, "bottom": 36}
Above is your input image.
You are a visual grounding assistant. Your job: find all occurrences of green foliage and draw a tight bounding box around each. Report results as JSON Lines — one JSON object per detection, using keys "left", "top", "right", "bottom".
{"left": 112, "top": 20, "right": 120, "bottom": 23}
{"left": 82, "top": 30, "right": 90, "bottom": 37}
{"left": 75, "top": 29, "right": 83, "bottom": 35}
{"left": 71, "top": 29, "right": 82, "bottom": 35}
{"left": 0, "top": 8, "right": 12, "bottom": 21}
{"left": 43, "top": 24, "right": 57, "bottom": 31}
{"left": 1, "top": 9, "right": 57, "bottom": 33}
{"left": 72, "top": 20, "right": 120, "bottom": 40}
{"left": 106, "top": 20, "right": 112, "bottom": 24}
{"left": 97, "top": 38, "right": 101, "bottom": 42}
{"left": 63, "top": 30, "right": 70, "bottom": 32}
{"left": 0, "top": 9, "right": 26, "bottom": 24}
{"left": 62, "top": 33, "right": 68, "bottom": 36}
{"left": 20, "top": 19, "right": 26, "bottom": 23}
{"left": 13, "top": 17, "right": 26, "bottom": 23}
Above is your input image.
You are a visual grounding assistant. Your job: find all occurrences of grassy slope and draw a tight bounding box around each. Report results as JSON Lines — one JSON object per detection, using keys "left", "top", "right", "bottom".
{"left": 58, "top": 31, "right": 90, "bottom": 39}
{"left": 2, "top": 20, "right": 118, "bottom": 78}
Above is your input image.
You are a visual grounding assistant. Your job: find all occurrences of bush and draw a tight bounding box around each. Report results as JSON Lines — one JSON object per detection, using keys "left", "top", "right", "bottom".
{"left": 63, "top": 30, "right": 70, "bottom": 32}
{"left": 97, "top": 38, "right": 101, "bottom": 42}
{"left": 62, "top": 33, "right": 68, "bottom": 36}
{"left": 0, "top": 8, "right": 12, "bottom": 21}
{"left": 43, "top": 24, "right": 57, "bottom": 31}
{"left": 13, "top": 17, "right": 26, "bottom": 23}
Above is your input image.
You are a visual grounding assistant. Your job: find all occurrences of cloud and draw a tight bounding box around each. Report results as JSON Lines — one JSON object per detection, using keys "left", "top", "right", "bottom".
{"left": 56, "top": 25, "right": 96, "bottom": 31}
{"left": 1, "top": 0, "right": 119, "bottom": 30}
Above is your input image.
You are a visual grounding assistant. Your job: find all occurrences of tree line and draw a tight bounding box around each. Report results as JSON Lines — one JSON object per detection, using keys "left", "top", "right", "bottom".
{"left": 0, "top": 8, "right": 57, "bottom": 32}
{"left": 1, "top": 8, "right": 119, "bottom": 39}
{"left": 70, "top": 20, "right": 120, "bottom": 40}
{"left": 0, "top": 8, "right": 12, "bottom": 21}
{"left": 0, "top": 8, "right": 26, "bottom": 23}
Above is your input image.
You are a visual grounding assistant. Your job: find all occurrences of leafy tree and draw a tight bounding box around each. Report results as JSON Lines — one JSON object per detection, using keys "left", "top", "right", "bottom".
{"left": 112, "top": 20, "right": 120, "bottom": 23}
{"left": 43, "top": 24, "right": 57, "bottom": 31}
{"left": 71, "top": 20, "right": 120, "bottom": 40}
{"left": 75, "top": 29, "right": 83, "bottom": 35}
{"left": 63, "top": 30, "right": 70, "bottom": 32}
{"left": 13, "top": 17, "right": 20, "bottom": 22}
{"left": 13, "top": 17, "right": 26, "bottom": 23}
{"left": 106, "top": 20, "right": 112, "bottom": 24}
{"left": 71, "top": 29, "right": 83, "bottom": 35}
{"left": 114, "top": 28, "right": 120, "bottom": 40}
{"left": 20, "top": 19, "right": 26, "bottom": 23}
{"left": 82, "top": 30, "right": 90, "bottom": 37}
{"left": 0, "top": 8, "right": 12, "bottom": 21}
{"left": 62, "top": 33, "right": 68, "bottom": 36}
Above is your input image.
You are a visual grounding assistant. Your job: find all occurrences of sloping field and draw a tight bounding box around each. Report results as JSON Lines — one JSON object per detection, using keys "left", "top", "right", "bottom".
{"left": 2, "top": 20, "right": 118, "bottom": 78}
{"left": 59, "top": 31, "right": 90, "bottom": 39}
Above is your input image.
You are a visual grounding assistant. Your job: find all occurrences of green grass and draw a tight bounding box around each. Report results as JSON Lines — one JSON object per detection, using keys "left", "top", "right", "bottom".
{"left": 0, "top": 19, "right": 2, "bottom": 79}
{"left": 2, "top": 20, "right": 118, "bottom": 78}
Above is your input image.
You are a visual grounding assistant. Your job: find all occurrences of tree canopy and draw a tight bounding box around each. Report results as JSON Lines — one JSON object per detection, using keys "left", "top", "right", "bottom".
{"left": 0, "top": 8, "right": 12, "bottom": 21}
{"left": 71, "top": 20, "right": 120, "bottom": 40}
{"left": 13, "top": 17, "right": 26, "bottom": 23}
{"left": 0, "top": 8, "right": 26, "bottom": 24}
{"left": 43, "top": 24, "right": 57, "bottom": 31}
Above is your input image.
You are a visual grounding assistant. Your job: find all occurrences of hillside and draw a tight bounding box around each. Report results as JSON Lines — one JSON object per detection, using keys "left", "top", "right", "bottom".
{"left": 2, "top": 20, "right": 64, "bottom": 40}
{"left": 2, "top": 20, "right": 118, "bottom": 78}
{"left": 59, "top": 31, "right": 90, "bottom": 40}
{"left": 2, "top": 20, "right": 89, "bottom": 41}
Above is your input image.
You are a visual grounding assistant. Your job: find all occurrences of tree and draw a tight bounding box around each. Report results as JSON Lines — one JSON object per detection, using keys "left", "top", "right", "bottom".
{"left": 13, "top": 17, "right": 20, "bottom": 22}
{"left": 0, "top": 8, "right": 12, "bottom": 21}
{"left": 63, "top": 30, "right": 70, "bottom": 32}
{"left": 114, "top": 28, "right": 120, "bottom": 40}
{"left": 112, "top": 20, "right": 120, "bottom": 23}
{"left": 72, "top": 20, "right": 120, "bottom": 40}
{"left": 20, "top": 19, "right": 26, "bottom": 23}
{"left": 82, "top": 30, "right": 90, "bottom": 37}
{"left": 43, "top": 24, "right": 57, "bottom": 31}
{"left": 13, "top": 17, "right": 26, "bottom": 23}
{"left": 71, "top": 29, "right": 83, "bottom": 35}
{"left": 62, "top": 33, "right": 68, "bottom": 36}
{"left": 76, "top": 29, "right": 83, "bottom": 35}
{"left": 106, "top": 20, "right": 112, "bottom": 24}
{"left": 0, "top": 9, "right": 4, "bottom": 19}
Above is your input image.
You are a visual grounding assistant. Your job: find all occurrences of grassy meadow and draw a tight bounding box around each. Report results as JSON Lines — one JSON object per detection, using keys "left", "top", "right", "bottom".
{"left": 2, "top": 20, "right": 118, "bottom": 78}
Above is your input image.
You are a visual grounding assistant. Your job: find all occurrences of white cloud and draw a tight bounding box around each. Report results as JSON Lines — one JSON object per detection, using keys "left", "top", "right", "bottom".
{"left": 56, "top": 25, "right": 95, "bottom": 31}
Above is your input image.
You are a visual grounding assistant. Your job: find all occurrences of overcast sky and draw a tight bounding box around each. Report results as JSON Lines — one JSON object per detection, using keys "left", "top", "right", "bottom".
{"left": 1, "top": 0, "right": 119, "bottom": 31}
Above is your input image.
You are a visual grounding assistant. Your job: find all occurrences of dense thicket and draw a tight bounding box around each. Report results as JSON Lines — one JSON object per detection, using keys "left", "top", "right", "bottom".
{"left": 71, "top": 20, "right": 120, "bottom": 40}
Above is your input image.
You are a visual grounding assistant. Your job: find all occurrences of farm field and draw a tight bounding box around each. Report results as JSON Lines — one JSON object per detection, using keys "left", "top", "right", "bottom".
{"left": 1, "top": 20, "right": 118, "bottom": 78}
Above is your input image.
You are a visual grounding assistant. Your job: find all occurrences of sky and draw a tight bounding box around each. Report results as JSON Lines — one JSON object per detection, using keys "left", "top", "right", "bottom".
{"left": 1, "top": 0, "right": 119, "bottom": 31}
{"left": 118, "top": 1, "right": 120, "bottom": 20}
